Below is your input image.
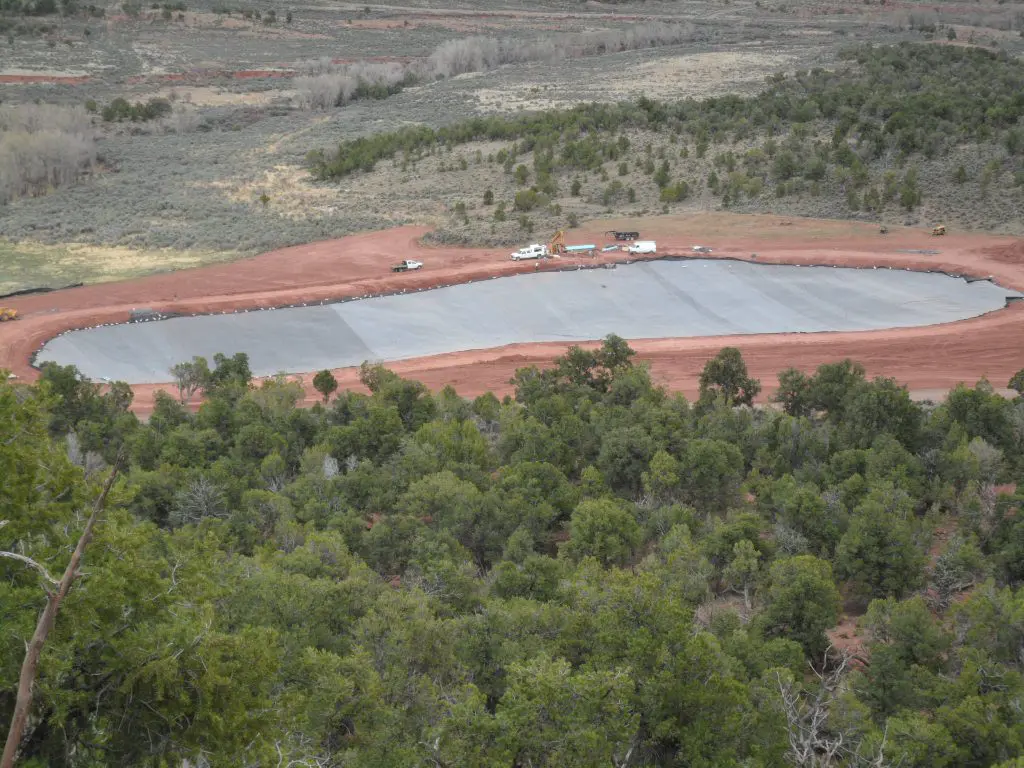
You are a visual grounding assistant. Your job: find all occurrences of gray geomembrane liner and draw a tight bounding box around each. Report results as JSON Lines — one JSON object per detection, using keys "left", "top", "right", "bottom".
{"left": 36, "top": 260, "right": 1023, "bottom": 384}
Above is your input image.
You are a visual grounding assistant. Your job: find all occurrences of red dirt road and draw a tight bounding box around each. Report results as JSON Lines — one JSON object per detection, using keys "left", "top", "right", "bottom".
{"left": 2, "top": 213, "right": 1022, "bottom": 414}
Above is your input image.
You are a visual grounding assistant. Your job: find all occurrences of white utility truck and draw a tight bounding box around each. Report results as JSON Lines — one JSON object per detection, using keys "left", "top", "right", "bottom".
{"left": 511, "top": 244, "right": 549, "bottom": 261}
{"left": 627, "top": 241, "right": 657, "bottom": 255}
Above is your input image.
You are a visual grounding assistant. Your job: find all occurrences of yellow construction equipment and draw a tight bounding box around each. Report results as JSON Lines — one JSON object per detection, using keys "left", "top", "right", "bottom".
{"left": 932, "top": 225, "right": 946, "bottom": 236}
{"left": 548, "top": 230, "right": 566, "bottom": 256}
{"left": 0, "top": 308, "right": 18, "bottom": 322}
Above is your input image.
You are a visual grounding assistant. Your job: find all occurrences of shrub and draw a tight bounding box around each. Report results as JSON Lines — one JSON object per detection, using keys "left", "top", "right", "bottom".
{"left": 653, "top": 160, "right": 670, "bottom": 188}
{"left": 100, "top": 97, "right": 172, "bottom": 122}
{"left": 602, "top": 180, "right": 624, "bottom": 205}
{"left": 660, "top": 180, "right": 689, "bottom": 203}
{"left": 513, "top": 189, "right": 547, "bottom": 212}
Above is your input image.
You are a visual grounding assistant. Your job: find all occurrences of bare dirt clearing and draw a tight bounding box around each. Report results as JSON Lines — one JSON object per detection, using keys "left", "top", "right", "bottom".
{"left": 3, "top": 213, "right": 1022, "bottom": 415}
{"left": 474, "top": 50, "right": 803, "bottom": 112}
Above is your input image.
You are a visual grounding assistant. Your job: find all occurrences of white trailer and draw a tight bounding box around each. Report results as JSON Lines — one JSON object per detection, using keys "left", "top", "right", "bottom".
{"left": 627, "top": 240, "right": 657, "bottom": 255}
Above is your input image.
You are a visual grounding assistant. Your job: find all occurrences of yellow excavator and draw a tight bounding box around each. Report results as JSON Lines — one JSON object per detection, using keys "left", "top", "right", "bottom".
{"left": 548, "top": 230, "right": 566, "bottom": 256}
{"left": 0, "top": 308, "right": 18, "bottom": 322}
{"left": 932, "top": 225, "right": 946, "bottom": 236}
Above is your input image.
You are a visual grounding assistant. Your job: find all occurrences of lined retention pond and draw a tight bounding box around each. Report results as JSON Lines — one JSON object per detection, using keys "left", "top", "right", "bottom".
{"left": 36, "top": 259, "right": 1022, "bottom": 384}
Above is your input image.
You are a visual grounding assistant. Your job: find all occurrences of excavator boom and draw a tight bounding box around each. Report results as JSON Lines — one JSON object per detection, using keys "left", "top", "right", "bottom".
{"left": 548, "top": 230, "right": 566, "bottom": 255}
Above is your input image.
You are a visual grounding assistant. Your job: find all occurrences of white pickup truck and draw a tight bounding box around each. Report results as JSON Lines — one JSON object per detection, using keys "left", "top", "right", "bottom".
{"left": 511, "top": 244, "right": 549, "bottom": 261}
{"left": 391, "top": 259, "right": 423, "bottom": 272}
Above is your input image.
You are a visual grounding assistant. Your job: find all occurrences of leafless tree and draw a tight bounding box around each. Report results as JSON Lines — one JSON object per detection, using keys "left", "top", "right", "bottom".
{"left": 293, "top": 74, "right": 356, "bottom": 110}
{"left": 170, "top": 476, "right": 227, "bottom": 527}
{"left": 775, "top": 649, "right": 890, "bottom": 768}
{"left": 64, "top": 431, "right": 107, "bottom": 476}
{"left": 158, "top": 106, "right": 202, "bottom": 134}
{"left": 1, "top": 461, "right": 120, "bottom": 768}
{"left": 322, "top": 454, "right": 339, "bottom": 479}
{"left": 0, "top": 104, "right": 97, "bottom": 204}
{"left": 294, "top": 23, "right": 699, "bottom": 110}
{"left": 775, "top": 522, "right": 811, "bottom": 556}
{"left": 929, "top": 535, "right": 987, "bottom": 611}
{"left": 293, "top": 60, "right": 406, "bottom": 110}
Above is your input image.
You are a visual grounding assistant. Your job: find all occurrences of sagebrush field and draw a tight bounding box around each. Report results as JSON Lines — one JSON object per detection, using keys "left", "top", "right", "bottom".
{"left": 3, "top": 0, "right": 1024, "bottom": 290}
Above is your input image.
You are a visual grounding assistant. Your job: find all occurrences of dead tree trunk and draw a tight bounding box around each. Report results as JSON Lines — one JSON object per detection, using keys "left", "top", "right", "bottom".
{"left": 1, "top": 462, "right": 120, "bottom": 768}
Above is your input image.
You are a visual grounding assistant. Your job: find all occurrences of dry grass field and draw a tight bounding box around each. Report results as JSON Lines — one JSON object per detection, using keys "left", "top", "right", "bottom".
{"left": 1, "top": 0, "right": 1023, "bottom": 292}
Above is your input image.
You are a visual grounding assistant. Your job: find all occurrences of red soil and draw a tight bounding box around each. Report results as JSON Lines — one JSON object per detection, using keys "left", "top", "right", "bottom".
{"left": 826, "top": 615, "right": 869, "bottom": 666}
{"left": 2, "top": 213, "right": 1022, "bottom": 416}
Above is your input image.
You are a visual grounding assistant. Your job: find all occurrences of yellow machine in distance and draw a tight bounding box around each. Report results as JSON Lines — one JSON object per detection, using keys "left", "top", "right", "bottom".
{"left": 548, "top": 230, "right": 566, "bottom": 256}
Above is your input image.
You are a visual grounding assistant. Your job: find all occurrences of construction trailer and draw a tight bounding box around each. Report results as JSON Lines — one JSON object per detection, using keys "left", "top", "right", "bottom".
{"left": 606, "top": 230, "right": 640, "bottom": 241}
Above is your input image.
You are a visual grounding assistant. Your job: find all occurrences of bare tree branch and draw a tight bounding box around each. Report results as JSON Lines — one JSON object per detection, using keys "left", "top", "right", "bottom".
{"left": 0, "top": 552, "right": 60, "bottom": 588}
{"left": 1, "top": 458, "right": 121, "bottom": 768}
{"left": 774, "top": 647, "right": 873, "bottom": 768}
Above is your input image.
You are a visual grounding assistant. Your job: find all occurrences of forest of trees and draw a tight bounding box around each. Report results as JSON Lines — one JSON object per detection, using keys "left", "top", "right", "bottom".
{"left": 3, "top": 340, "right": 1024, "bottom": 766}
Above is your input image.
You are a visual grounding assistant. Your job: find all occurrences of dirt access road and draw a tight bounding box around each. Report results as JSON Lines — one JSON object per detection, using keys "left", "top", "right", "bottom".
{"left": 2, "top": 212, "right": 1022, "bottom": 414}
